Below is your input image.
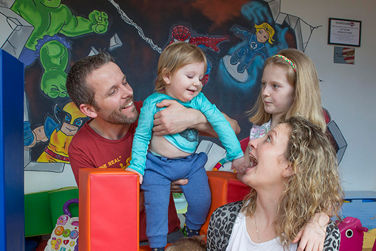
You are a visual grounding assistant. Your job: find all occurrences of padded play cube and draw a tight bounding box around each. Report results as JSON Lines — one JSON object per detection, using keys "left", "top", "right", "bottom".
{"left": 24, "top": 187, "right": 79, "bottom": 237}
{"left": 79, "top": 168, "right": 139, "bottom": 251}
{"left": 200, "top": 171, "right": 251, "bottom": 236}
{"left": 48, "top": 187, "right": 79, "bottom": 226}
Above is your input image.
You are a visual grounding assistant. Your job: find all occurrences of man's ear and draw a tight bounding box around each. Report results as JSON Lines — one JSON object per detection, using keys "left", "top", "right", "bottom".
{"left": 79, "top": 104, "right": 98, "bottom": 118}
{"left": 162, "top": 68, "right": 171, "bottom": 85}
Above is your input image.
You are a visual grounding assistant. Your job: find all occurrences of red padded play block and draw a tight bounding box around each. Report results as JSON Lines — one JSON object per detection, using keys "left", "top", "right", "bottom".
{"left": 79, "top": 168, "right": 139, "bottom": 251}
{"left": 200, "top": 171, "right": 251, "bottom": 236}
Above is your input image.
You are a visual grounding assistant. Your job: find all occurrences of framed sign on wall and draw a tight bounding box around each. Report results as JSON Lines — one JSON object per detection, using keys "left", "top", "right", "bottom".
{"left": 328, "top": 18, "right": 362, "bottom": 47}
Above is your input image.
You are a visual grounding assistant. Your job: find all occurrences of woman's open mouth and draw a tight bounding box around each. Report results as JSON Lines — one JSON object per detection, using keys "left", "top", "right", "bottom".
{"left": 249, "top": 153, "right": 258, "bottom": 168}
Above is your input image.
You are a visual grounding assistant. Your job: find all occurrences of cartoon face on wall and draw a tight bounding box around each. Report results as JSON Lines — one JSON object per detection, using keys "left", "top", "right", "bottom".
{"left": 0, "top": 0, "right": 316, "bottom": 192}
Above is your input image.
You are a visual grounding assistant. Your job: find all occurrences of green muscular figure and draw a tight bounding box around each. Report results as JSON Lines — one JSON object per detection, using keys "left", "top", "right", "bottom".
{"left": 11, "top": 0, "right": 109, "bottom": 98}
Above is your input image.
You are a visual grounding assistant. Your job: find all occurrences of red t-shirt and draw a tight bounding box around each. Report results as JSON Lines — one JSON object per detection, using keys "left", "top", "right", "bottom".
{"left": 68, "top": 101, "right": 180, "bottom": 241}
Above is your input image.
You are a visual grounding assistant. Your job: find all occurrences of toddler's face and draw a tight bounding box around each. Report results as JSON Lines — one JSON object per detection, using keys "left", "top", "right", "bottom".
{"left": 163, "top": 61, "right": 205, "bottom": 102}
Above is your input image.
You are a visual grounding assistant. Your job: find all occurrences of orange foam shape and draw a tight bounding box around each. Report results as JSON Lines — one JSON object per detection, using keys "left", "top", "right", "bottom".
{"left": 200, "top": 171, "right": 251, "bottom": 236}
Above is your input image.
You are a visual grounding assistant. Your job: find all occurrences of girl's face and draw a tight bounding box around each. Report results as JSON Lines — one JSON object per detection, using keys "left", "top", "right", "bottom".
{"left": 261, "top": 64, "right": 294, "bottom": 122}
{"left": 241, "top": 123, "right": 292, "bottom": 189}
{"left": 163, "top": 62, "right": 205, "bottom": 102}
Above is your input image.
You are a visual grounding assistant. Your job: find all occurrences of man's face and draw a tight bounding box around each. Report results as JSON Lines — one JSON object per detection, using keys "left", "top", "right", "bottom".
{"left": 86, "top": 62, "right": 138, "bottom": 124}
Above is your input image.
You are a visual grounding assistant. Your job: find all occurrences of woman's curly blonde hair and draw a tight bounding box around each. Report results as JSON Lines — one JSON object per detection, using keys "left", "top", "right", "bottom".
{"left": 242, "top": 116, "right": 343, "bottom": 247}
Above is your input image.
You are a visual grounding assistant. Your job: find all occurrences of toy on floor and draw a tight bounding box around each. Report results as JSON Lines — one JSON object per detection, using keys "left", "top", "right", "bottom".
{"left": 45, "top": 199, "right": 79, "bottom": 251}
{"left": 338, "top": 217, "right": 368, "bottom": 251}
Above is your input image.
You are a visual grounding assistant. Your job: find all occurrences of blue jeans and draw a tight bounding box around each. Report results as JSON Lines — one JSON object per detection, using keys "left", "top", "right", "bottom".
{"left": 141, "top": 152, "right": 211, "bottom": 248}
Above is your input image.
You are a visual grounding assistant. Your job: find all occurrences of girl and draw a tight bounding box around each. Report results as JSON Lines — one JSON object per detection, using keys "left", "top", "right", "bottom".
{"left": 249, "top": 48, "right": 326, "bottom": 140}
{"left": 128, "top": 42, "right": 243, "bottom": 250}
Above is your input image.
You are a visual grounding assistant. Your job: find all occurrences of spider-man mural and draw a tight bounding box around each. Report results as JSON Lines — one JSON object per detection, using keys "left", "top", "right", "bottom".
{"left": 168, "top": 25, "right": 229, "bottom": 85}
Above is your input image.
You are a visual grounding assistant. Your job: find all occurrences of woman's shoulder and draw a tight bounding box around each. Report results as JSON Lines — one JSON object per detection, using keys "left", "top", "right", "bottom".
{"left": 210, "top": 201, "right": 244, "bottom": 226}
{"left": 207, "top": 201, "right": 244, "bottom": 251}
{"left": 214, "top": 201, "right": 244, "bottom": 214}
{"left": 324, "top": 221, "right": 341, "bottom": 251}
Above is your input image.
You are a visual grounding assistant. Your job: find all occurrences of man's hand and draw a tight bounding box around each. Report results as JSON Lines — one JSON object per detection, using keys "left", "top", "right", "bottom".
{"left": 126, "top": 168, "right": 143, "bottom": 184}
{"left": 171, "top": 179, "right": 188, "bottom": 193}
{"left": 292, "top": 212, "right": 329, "bottom": 251}
{"left": 153, "top": 99, "right": 239, "bottom": 137}
{"left": 153, "top": 100, "right": 202, "bottom": 135}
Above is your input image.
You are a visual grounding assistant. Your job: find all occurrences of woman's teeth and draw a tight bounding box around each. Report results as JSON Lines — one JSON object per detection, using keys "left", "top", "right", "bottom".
{"left": 249, "top": 155, "right": 257, "bottom": 167}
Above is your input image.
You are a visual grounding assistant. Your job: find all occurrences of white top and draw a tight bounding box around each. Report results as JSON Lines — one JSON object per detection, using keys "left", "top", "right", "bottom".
{"left": 226, "top": 211, "right": 298, "bottom": 251}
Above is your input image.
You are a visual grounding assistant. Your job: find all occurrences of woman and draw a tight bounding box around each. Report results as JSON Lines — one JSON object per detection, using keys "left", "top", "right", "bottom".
{"left": 207, "top": 117, "right": 343, "bottom": 251}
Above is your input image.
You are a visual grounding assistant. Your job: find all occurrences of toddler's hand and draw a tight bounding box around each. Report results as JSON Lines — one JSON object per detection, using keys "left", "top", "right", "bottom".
{"left": 126, "top": 168, "right": 143, "bottom": 184}
{"left": 231, "top": 156, "right": 247, "bottom": 174}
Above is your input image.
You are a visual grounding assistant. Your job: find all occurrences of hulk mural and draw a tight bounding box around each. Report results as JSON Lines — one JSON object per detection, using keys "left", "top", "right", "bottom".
{"left": 11, "top": 0, "right": 108, "bottom": 98}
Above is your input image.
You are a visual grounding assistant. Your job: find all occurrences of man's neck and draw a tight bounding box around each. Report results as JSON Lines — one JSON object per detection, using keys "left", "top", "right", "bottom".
{"left": 88, "top": 118, "right": 131, "bottom": 140}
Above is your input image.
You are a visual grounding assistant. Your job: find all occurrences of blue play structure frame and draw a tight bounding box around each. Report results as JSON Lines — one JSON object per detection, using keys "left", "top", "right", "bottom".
{"left": 0, "top": 49, "right": 24, "bottom": 250}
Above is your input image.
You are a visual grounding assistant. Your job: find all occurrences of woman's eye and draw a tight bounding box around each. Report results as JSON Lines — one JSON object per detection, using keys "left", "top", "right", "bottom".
{"left": 266, "top": 135, "right": 271, "bottom": 142}
{"left": 187, "top": 75, "right": 194, "bottom": 79}
{"left": 272, "top": 84, "right": 279, "bottom": 89}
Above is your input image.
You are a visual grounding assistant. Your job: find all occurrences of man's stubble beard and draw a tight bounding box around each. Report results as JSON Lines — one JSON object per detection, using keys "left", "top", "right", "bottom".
{"left": 106, "top": 106, "right": 139, "bottom": 125}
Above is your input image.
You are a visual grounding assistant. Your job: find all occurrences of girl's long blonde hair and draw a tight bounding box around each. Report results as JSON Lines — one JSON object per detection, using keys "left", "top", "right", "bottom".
{"left": 250, "top": 48, "right": 326, "bottom": 132}
{"left": 242, "top": 116, "right": 343, "bottom": 247}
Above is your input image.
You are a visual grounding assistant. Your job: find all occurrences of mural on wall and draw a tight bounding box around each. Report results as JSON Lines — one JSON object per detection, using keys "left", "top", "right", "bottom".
{"left": 167, "top": 24, "right": 229, "bottom": 85}
{"left": 11, "top": 0, "right": 108, "bottom": 98}
{"left": 33, "top": 102, "right": 88, "bottom": 163}
{"left": 0, "top": 0, "right": 319, "bottom": 190}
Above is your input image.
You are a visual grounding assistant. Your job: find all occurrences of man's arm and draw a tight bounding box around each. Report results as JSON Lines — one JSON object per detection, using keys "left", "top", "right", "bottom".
{"left": 152, "top": 99, "right": 240, "bottom": 136}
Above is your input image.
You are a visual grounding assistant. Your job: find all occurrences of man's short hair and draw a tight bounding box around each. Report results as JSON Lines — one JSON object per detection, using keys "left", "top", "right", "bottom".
{"left": 66, "top": 52, "right": 114, "bottom": 108}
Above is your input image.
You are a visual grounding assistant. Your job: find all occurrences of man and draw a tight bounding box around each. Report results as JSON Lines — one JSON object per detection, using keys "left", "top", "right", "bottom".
{"left": 66, "top": 52, "right": 240, "bottom": 243}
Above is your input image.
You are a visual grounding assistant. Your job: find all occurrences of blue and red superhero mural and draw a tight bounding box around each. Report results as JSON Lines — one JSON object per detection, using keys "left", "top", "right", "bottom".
{"left": 0, "top": 0, "right": 319, "bottom": 191}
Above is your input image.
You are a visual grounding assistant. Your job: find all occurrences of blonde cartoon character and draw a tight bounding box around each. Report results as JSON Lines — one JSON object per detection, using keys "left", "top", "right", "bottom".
{"left": 230, "top": 22, "right": 275, "bottom": 73}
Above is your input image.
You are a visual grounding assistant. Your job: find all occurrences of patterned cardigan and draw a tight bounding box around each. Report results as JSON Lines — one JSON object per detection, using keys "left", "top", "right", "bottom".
{"left": 207, "top": 201, "right": 341, "bottom": 251}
